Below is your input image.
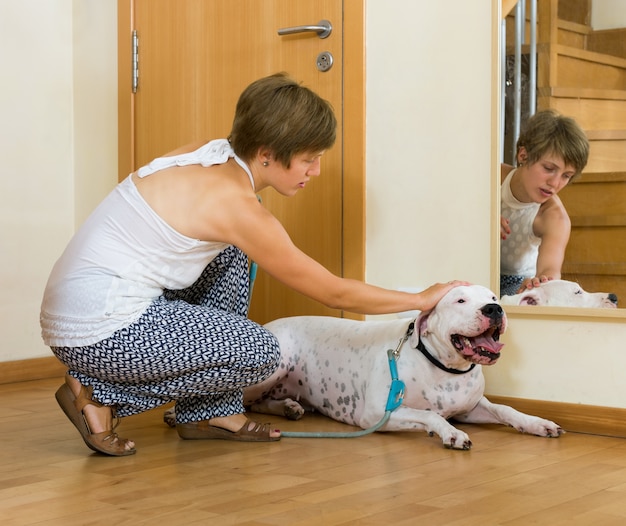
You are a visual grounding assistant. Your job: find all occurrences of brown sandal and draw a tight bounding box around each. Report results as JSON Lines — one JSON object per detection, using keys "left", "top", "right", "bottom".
{"left": 177, "top": 418, "right": 280, "bottom": 442}
{"left": 55, "top": 380, "right": 136, "bottom": 456}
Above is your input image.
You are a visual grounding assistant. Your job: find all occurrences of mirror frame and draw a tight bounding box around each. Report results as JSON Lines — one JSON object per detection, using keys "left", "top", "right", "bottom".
{"left": 490, "top": 0, "right": 626, "bottom": 320}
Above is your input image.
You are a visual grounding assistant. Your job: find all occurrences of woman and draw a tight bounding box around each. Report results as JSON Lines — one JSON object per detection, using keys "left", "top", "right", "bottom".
{"left": 41, "top": 73, "right": 467, "bottom": 455}
{"left": 500, "top": 110, "right": 589, "bottom": 297}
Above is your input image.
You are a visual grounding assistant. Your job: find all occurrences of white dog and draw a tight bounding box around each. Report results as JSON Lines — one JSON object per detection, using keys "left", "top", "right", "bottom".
{"left": 243, "top": 285, "right": 562, "bottom": 449}
{"left": 500, "top": 279, "right": 617, "bottom": 308}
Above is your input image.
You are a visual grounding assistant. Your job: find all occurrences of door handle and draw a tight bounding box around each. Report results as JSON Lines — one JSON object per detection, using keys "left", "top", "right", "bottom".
{"left": 277, "top": 19, "right": 332, "bottom": 39}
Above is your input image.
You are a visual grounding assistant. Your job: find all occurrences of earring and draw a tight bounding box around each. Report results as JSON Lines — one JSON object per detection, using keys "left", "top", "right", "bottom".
{"left": 263, "top": 161, "right": 269, "bottom": 167}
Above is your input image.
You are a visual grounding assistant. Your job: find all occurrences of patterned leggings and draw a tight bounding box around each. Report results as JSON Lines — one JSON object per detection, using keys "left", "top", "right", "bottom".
{"left": 500, "top": 274, "right": 526, "bottom": 297}
{"left": 51, "top": 246, "right": 280, "bottom": 423}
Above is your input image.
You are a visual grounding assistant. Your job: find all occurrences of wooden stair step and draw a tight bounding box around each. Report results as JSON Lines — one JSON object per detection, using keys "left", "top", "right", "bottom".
{"left": 563, "top": 262, "right": 626, "bottom": 275}
{"left": 518, "top": 44, "right": 626, "bottom": 70}
{"left": 540, "top": 92, "right": 626, "bottom": 132}
{"left": 559, "top": 172, "right": 626, "bottom": 217}
{"left": 570, "top": 214, "right": 626, "bottom": 228}
{"left": 555, "top": 44, "right": 626, "bottom": 69}
{"left": 557, "top": 19, "right": 590, "bottom": 36}
{"left": 587, "top": 140, "right": 626, "bottom": 173}
{"left": 547, "top": 44, "right": 626, "bottom": 91}
{"left": 540, "top": 86, "right": 626, "bottom": 101}
{"left": 556, "top": 18, "right": 591, "bottom": 49}
{"left": 587, "top": 28, "right": 626, "bottom": 61}
{"left": 574, "top": 171, "right": 626, "bottom": 184}
{"left": 566, "top": 229, "right": 626, "bottom": 262}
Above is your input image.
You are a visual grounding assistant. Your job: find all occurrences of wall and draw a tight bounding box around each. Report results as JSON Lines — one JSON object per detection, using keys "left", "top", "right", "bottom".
{"left": 592, "top": 0, "right": 626, "bottom": 29}
{"left": 2, "top": 0, "right": 626, "bottom": 410}
{"left": 484, "top": 309, "right": 626, "bottom": 407}
{"left": 365, "top": 0, "right": 494, "bottom": 292}
{"left": 364, "top": 0, "right": 626, "bottom": 410}
{"left": 0, "top": 0, "right": 118, "bottom": 363}
{"left": 72, "top": 1, "right": 119, "bottom": 223}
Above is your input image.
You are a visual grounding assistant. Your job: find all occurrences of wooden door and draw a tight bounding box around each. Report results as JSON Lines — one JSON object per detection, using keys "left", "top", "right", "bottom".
{"left": 118, "top": 0, "right": 365, "bottom": 324}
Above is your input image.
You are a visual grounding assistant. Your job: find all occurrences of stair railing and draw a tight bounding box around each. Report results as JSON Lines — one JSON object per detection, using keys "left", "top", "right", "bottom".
{"left": 503, "top": 0, "right": 538, "bottom": 162}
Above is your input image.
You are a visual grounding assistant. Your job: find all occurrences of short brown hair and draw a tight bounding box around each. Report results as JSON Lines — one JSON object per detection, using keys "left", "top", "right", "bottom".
{"left": 516, "top": 109, "right": 589, "bottom": 180}
{"left": 228, "top": 73, "right": 337, "bottom": 167}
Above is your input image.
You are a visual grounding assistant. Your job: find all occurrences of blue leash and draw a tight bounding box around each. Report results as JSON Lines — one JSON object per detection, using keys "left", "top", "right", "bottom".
{"left": 281, "top": 340, "right": 408, "bottom": 439}
{"left": 248, "top": 266, "right": 406, "bottom": 437}
{"left": 249, "top": 260, "right": 405, "bottom": 437}
{"left": 248, "top": 199, "right": 407, "bottom": 438}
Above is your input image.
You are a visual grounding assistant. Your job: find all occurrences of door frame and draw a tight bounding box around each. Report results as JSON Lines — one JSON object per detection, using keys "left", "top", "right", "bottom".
{"left": 116, "top": 0, "right": 365, "bottom": 292}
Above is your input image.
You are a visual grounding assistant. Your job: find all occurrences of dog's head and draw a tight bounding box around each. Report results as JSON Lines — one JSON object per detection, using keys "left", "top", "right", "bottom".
{"left": 500, "top": 280, "right": 618, "bottom": 308}
{"left": 409, "top": 285, "right": 506, "bottom": 367}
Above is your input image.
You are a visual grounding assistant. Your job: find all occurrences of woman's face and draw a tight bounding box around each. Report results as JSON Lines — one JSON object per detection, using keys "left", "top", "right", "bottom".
{"left": 274, "top": 151, "right": 325, "bottom": 197}
{"left": 516, "top": 149, "right": 576, "bottom": 203}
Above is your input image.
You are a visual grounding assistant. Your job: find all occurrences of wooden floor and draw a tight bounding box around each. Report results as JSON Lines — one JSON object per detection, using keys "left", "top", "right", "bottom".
{"left": 2, "top": 378, "right": 626, "bottom": 525}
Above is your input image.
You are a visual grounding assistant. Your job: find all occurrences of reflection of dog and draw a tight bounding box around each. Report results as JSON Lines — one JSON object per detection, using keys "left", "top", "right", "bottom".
{"left": 500, "top": 279, "right": 618, "bottom": 308}
{"left": 244, "top": 285, "right": 562, "bottom": 449}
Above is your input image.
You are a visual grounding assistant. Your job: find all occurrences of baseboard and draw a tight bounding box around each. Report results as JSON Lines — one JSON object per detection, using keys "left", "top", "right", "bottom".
{"left": 0, "top": 356, "right": 65, "bottom": 385}
{"left": 2, "top": 358, "right": 625, "bottom": 438}
{"left": 487, "top": 395, "right": 626, "bottom": 439}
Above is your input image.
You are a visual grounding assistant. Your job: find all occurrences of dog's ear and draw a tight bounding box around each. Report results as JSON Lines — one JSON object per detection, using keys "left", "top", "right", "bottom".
{"left": 408, "top": 324, "right": 420, "bottom": 347}
{"left": 410, "top": 310, "right": 431, "bottom": 346}
{"left": 517, "top": 290, "right": 543, "bottom": 306}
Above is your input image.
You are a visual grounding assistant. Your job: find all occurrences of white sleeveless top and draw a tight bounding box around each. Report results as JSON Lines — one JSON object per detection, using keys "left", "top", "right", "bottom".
{"left": 500, "top": 169, "right": 541, "bottom": 277}
{"left": 41, "top": 139, "right": 253, "bottom": 347}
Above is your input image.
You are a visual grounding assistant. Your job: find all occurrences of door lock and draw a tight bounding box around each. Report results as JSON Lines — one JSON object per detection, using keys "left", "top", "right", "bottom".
{"left": 316, "top": 52, "right": 333, "bottom": 72}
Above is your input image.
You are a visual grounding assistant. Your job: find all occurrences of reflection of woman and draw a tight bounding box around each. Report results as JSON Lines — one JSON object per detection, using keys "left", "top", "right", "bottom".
{"left": 41, "top": 73, "right": 468, "bottom": 456}
{"left": 500, "top": 110, "right": 589, "bottom": 297}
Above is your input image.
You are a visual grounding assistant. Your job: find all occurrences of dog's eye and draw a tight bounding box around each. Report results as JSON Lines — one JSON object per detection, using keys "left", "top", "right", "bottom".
{"left": 575, "top": 289, "right": 583, "bottom": 295}
{"left": 457, "top": 299, "right": 465, "bottom": 303}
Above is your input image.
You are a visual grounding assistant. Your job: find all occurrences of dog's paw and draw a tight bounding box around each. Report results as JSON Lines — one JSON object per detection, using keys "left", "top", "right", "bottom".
{"left": 163, "top": 407, "right": 176, "bottom": 428}
{"left": 248, "top": 398, "right": 306, "bottom": 420}
{"left": 533, "top": 420, "right": 564, "bottom": 438}
{"left": 283, "top": 398, "right": 305, "bottom": 420}
{"left": 440, "top": 429, "right": 472, "bottom": 450}
{"left": 514, "top": 417, "right": 564, "bottom": 438}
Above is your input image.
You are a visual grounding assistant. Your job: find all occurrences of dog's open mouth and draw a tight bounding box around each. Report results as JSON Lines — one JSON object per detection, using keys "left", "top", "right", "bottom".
{"left": 451, "top": 326, "right": 503, "bottom": 365}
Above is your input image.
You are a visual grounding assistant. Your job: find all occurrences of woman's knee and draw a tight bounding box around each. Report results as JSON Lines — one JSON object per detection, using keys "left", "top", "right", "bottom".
{"left": 253, "top": 328, "right": 281, "bottom": 377}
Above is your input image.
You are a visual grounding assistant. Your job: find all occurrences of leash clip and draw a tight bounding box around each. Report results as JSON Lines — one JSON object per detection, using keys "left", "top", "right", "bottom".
{"left": 390, "top": 321, "right": 414, "bottom": 360}
{"left": 385, "top": 349, "right": 406, "bottom": 411}
{"left": 281, "top": 326, "right": 410, "bottom": 438}
{"left": 384, "top": 322, "right": 414, "bottom": 411}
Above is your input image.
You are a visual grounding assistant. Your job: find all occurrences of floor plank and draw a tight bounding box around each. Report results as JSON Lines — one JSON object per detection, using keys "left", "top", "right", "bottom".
{"left": 1, "top": 378, "right": 626, "bottom": 525}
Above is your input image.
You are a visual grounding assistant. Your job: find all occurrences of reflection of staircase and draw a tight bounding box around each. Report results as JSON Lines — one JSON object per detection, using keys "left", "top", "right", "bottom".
{"left": 506, "top": 0, "right": 626, "bottom": 302}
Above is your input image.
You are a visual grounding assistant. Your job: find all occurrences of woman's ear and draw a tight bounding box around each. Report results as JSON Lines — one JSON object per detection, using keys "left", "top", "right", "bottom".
{"left": 517, "top": 146, "right": 528, "bottom": 166}
{"left": 256, "top": 147, "right": 273, "bottom": 166}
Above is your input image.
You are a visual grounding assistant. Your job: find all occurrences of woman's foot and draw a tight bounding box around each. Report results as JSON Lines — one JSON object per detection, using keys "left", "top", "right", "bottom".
{"left": 55, "top": 374, "right": 136, "bottom": 456}
{"left": 64, "top": 375, "right": 115, "bottom": 435}
{"left": 177, "top": 413, "right": 281, "bottom": 442}
{"left": 209, "top": 413, "right": 281, "bottom": 439}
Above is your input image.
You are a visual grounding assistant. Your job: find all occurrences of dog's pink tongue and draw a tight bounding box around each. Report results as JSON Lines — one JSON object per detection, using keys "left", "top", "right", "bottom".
{"left": 474, "top": 335, "right": 504, "bottom": 354}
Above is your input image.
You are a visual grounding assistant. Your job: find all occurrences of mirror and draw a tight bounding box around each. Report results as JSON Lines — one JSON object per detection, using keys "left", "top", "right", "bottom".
{"left": 500, "top": 0, "right": 626, "bottom": 308}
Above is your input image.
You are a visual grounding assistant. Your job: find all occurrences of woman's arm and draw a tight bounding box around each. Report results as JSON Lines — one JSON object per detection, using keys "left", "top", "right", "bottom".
{"left": 518, "top": 199, "right": 571, "bottom": 291}
{"left": 500, "top": 163, "right": 515, "bottom": 239}
{"left": 228, "top": 199, "right": 467, "bottom": 315}
{"left": 535, "top": 214, "right": 570, "bottom": 280}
